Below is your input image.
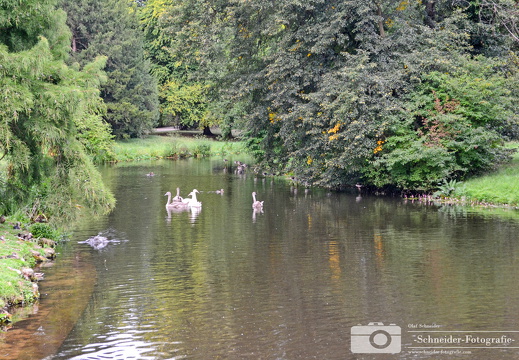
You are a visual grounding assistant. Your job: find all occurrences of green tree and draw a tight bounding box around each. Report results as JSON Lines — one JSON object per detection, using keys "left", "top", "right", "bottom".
{"left": 137, "top": 0, "right": 518, "bottom": 190}
{"left": 139, "top": 0, "right": 248, "bottom": 137}
{"left": 63, "top": 0, "right": 160, "bottom": 138}
{"left": 0, "top": 0, "right": 70, "bottom": 58}
{"left": 224, "top": 0, "right": 401, "bottom": 185}
{"left": 364, "top": 54, "right": 518, "bottom": 190}
{"left": 223, "top": 0, "right": 518, "bottom": 189}
{"left": 0, "top": 0, "right": 115, "bottom": 219}
{"left": 138, "top": 0, "right": 210, "bottom": 131}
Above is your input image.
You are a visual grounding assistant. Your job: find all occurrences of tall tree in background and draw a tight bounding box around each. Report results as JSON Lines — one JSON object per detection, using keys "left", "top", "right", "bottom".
{"left": 0, "top": 0, "right": 115, "bottom": 219}
{"left": 139, "top": 0, "right": 231, "bottom": 136}
{"left": 222, "top": 0, "right": 518, "bottom": 189}
{"left": 63, "top": 0, "right": 160, "bottom": 138}
{"left": 135, "top": 0, "right": 518, "bottom": 190}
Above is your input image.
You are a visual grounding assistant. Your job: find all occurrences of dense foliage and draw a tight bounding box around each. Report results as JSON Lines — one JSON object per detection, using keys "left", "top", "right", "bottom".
{"left": 62, "top": 0, "right": 160, "bottom": 138}
{"left": 0, "top": 0, "right": 115, "bottom": 219}
{"left": 136, "top": 0, "right": 519, "bottom": 190}
{"left": 1, "top": 0, "right": 519, "bottom": 214}
{"left": 139, "top": 0, "right": 229, "bottom": 134}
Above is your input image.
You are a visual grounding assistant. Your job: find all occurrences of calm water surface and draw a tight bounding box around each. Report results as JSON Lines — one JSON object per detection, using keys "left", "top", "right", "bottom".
{"left": 2, "top": 158, "right": 519, "bottom": 359}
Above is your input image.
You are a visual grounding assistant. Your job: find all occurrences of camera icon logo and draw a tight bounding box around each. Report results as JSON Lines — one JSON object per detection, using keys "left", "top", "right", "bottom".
{"left": 351, "top": 322, "right": 401, "bottom": 353}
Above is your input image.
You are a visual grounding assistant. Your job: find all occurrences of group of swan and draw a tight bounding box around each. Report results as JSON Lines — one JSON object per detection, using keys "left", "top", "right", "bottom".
{"left": 165, "top": 188, "right": 264, "bottom": 210}
{"left": 165, "top": 188, "right": 202, "bottom": 209}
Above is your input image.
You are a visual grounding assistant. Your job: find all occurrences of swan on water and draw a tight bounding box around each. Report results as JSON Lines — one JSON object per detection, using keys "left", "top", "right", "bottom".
{"left": 173, "top": 187, "right": 184, "bottom": 202}
{"left": 186, "top": 189, "right": 202, "bottom": 208}
{"left": 165, "top": 191, "right": 189, "bottom": 209}
{"left": 252, "top": 192, "right": 264, "bottom": 209}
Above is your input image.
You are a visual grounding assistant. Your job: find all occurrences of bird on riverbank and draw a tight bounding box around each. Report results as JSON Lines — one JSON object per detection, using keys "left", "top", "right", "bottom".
{"left": 252, "top": 192, "right": 264, "bottom": 209}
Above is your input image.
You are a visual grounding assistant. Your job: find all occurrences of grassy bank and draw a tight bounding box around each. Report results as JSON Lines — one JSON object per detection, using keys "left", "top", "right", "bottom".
{"left": 453, "top": 142, "right": 519, "bottom": 206}
{"left": 112, "top": 135, "right": 247, "bottom": 162}
{"left": 0, "top": 219, "right": 60, "bottom": 326}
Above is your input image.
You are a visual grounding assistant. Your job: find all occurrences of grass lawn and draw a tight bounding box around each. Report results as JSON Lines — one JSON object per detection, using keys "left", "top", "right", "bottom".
{"left": 456, "top": 142, "right": 519, "bottom": 206}
{"left": 112, "top": 134, "right": 247, "bottom": 162}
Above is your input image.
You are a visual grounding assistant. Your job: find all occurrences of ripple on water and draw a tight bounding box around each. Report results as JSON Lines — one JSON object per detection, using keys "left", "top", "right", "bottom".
{"left": 56, "top": 331, "right": 185, "bottom": 360}
{"left": 20, "top": 161, "right": 519, "bottom": 360}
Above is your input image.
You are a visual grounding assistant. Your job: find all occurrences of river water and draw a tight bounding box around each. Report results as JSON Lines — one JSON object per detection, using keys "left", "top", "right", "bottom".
{"left": 1, "top": 158, "right": 519, "bottom": 359}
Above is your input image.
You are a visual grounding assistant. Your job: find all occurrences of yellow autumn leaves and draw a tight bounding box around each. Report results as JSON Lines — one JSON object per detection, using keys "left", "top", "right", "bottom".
{"left": 327, "top": 122, "right": 342, "bottom": 141}
{"left": 373, "top": 140, "right": 384, "bottom": 154}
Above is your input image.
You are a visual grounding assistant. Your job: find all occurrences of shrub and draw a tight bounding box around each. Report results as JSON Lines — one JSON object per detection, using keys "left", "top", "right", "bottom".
{"left": 29, "top": 223, "right": 61, "bottom": 241}
{"left": 193, "top": 143, "right": 211, "bottom": 157}
{"left": 364, "top": 56, "right": 516, "bottom": 191}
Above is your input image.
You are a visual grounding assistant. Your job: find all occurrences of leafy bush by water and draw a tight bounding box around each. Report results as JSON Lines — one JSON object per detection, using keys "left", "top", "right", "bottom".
{"left": 29, "top": 223, "right": 61, "bottom": 240}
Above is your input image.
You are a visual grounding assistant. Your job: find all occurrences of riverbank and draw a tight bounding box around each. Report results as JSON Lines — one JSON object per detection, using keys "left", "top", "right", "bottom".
{"left": 452, "top": 142, "right": 519, "bottom": 206}
{"left": 404, "top": 142, "right": 519, "bottom": 209}
{"left": 0, "top": 219, "right": 59, "bottom": 328}
{"left": 112, "top": 132, "right": 247, "bottom": 162}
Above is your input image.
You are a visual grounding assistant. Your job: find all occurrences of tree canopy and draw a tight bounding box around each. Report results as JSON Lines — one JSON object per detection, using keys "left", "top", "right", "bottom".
{"left": 136, "top": 0, "right": 518, "bottom": 190}
{"left": 2, "top": 0, "right": 519, "bottom": 213}
{"left": 0, "top": 0, "right": 115, "bottom": 219}
{"left": 63, "top": 0, "right": 160, "bottom": 138}
{"left": 139, "top": 0, "right": 229, "bottom": 132}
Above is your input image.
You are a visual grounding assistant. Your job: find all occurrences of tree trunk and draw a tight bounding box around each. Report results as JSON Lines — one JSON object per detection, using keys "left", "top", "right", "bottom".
{"left": 376, "top": 3, "right": 386, "bottom": 38}
{"left": 202, "top": 126, "right": 214, "bottom": 136}
{"left": 424, "top": 0, "right": 436, "bottom": 28}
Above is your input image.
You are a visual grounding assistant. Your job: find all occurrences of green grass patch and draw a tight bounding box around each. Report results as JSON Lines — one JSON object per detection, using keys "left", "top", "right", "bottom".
{"left": 0, "top": 258, "right": 38, "bottom": 309}
{"left": 112, "top": 135, "right": 247, "bottom": 162}
{"left": 454, "top": 142, "right": 519, "bottom": 206}
{"left": 0, "top": 218, "right": 61, "bottom": 319}
{"left": 0, "top": 232, "right": 39, "bottom": 310}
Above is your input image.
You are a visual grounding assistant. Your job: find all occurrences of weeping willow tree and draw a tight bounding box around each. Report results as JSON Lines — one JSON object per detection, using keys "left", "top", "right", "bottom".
{"left": 0, "top": 0, "right": 115, "bottom": 220}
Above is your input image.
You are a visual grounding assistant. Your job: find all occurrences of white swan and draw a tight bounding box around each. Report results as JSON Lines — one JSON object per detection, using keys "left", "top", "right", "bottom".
{"left": 165, "top": 191, "right": 188, "bottom": 209}
{"left": 186, "top": 189, "right": 202, "bottom": 208}
{"left": 173, "top": 187, "right": 184, "bottom": 202}
{"left": 252, "top": 192, "right": 264, "bottom": 209}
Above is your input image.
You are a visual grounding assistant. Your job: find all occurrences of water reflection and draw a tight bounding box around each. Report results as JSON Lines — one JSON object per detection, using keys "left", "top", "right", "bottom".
{"left": 252, "top": 207, "right": 264, "bottom": 223}
{"left": 2, "top": 158, "right": 519, "bottom": 359}
{"left": 165, "top": 203, "right": 202, "bottom": 224}
{"left": 0, "top": 249, "right": 96, "bottom": 360}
